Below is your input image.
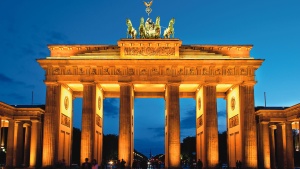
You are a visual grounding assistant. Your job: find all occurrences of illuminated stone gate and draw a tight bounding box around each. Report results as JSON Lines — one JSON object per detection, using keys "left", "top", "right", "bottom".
{"left": 37, "top": 38, "right": 263, "bottom": 168}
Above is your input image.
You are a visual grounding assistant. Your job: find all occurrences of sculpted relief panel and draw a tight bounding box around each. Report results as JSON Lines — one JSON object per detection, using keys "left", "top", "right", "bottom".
{"left": 48, "top": 65, "right": 253, "bottom": 77}
{"left": 124, "top": 47, "right": 175, "bottom": 56}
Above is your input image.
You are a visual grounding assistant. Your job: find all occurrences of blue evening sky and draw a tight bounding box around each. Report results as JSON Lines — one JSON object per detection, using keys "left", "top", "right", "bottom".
{"left": 1, "top": 0, "right": 300, "bottom": 156}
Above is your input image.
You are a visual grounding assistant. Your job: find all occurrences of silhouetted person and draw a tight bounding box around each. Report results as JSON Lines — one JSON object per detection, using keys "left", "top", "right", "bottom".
{"left": 92, "top": 159, "right": 98, "bottom": 169}
{"left": 238, "top": 160, "right": 242, "bottom": 169}
{"left": 82, "top": 158, "right": 92, "bottom": 169}
{"left": 120, "top": 159, "right": 126, "bottom": 169}
{"left": 197, "top": 159, "right": 203, "bottom": 169}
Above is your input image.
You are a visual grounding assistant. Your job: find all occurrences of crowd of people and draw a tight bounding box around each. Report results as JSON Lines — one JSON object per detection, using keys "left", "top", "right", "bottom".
{"left": 56, "top": 158, "right": 240, "bottom": 169}
{"left": 82, "top": 158, "right": 99, "bottom": 169}
{"left": 81, "top": 158, "right": 127, "bottom": 169}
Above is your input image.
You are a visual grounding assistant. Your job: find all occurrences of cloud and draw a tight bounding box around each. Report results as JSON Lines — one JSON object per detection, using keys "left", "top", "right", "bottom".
{"left": 147, "top": 126, "right": 165, "bottom": 138}
{"left": 0, "top": 73, "right": 14, "bottom": 83}
{"left": 0, "top": 73, "right": 35, "bottom": 89}
{"left": 103, "top": 98, "right": 119, "bottom": 118}
{"left": 181, "top": 109, "right": 196, "bottom": 129}
{"left": 218, "top": 110, "right": 226, "bottom": 118}
{"left": 46, "top": 31, "right": 70, "bottom": 44}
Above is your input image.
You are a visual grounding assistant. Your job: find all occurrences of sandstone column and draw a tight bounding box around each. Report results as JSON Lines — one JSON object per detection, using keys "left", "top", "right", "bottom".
{"left": 269, "top": 125, "right": 276, "bottom": 169}
{"left": 42, "top": 83, "right": 61, "bottom": 167}
{"left": 13, "top": 121, "right": 24, "bottom": 167}
{"left": 276, "top": 123, "right": 285, "bottom": 169}
{"left": 165, "top": 83, "right": 180, "bottom": 169}
{"left": 81, "top": 83, "right": 96, "bottom": 163}
{"left": 203, "top": 85, "right": 218, "bottom": 168}
{"left": 239, "top": 84, "right": 257, "bottom": 168}
{"left": 30, "top": 120, "right": 42, "bottom": 168}
{"left": 260, "top": 122, "right": 270, "bottom": 168}
{"left": 119, "top": 83, "right": 134, "bottom": 167}
{"left": 6, "top": 119, "right": 15, "bottom": 167}
{"left": 285, "top": 122, "right": 294, "bottom": 169}
{"left": 276, "top": 122, "right": 294, "bottom": 169}
{"left": 24, "top": 123, "right": 31, "bottom": 167}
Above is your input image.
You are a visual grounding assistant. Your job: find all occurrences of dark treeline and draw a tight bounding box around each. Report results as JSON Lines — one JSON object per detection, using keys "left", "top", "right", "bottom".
{"left": 72, "top": 128, "right": 228, "bottom": 166}
{"left": 180, "top": 132, "right": 227, "bottom": 166}
{"left": 72, "top": 128, "right": 147, "bottom": 165}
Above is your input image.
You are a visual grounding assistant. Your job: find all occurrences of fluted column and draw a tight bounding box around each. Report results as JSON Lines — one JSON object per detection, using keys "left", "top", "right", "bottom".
{"left": 239, "top": 84, "right": 257, "bottom": 168}
{"left": 30, "top": 121, "right": 42, "bottom": 168}
{"left": 6, "top": 119, "right": 15, "bottom": 167}
{"left": 42, "top": 83, "right": 61, "bottom": 167}
{"left": 285, "top": 122, "right": 294, "bottom": 169}
{"left": 13, "top": 121, "right": 24, "bottom": 167}
{"left": 24, "top": 123, "right": 31, "bottom": 167}
{"left": 276, "top": 123, "right": 285, "bottom": 169}
{"left": 165, "top": 83, "right": 180, "bottom": 169}
{"left": 119, "top": 83, "right": 134, "bottom": 167}
{"left": 81, "top": 83, "right": 96, "bottom": 163}
{"left": 203, "top": 85, "right": 218, "bottom": 168}
{"left": 269, "top": 125, "right": 276, "bottom": 169}
{"left": 260, "top": 122, "right": 270, "bottom": 169}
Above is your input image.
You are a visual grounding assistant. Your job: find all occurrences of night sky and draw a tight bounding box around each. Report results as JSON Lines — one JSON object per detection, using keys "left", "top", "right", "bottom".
{"left": 1, "top": 0, "right": 300, "bottom": 156}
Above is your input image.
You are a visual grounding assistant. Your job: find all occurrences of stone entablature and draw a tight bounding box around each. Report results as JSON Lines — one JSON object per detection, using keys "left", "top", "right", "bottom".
{"left": 0, "top": 102, "right": 44, "bottom": 121}
{"left": 39, "top": 60, "right": 262, "bottom": 84}
{"left": 256, "top": 104, "right": 300, "bottom": 122}
{"left": 47, "top": 40, "right": 253, "bottom": 59}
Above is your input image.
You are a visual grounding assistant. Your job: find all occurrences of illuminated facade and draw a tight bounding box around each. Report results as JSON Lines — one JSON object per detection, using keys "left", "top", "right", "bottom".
{"left": 256, "top": 104, "right": 300, "bottom": 169}
{"left": 0, "top": 102, "right": 44, "bottom": 168}
{"left": 37, "top": 39, "right": 264, "bottom": 168}
{"left": 0, "top": 37, "right": 297, "bottom": 168}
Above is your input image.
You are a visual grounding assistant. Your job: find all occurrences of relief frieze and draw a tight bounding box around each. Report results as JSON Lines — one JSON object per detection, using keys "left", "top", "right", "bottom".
{"left": 140, "top": 68, "right": 148, "bottom": 75}
{"left": 128, "top": 68, "right": 135, "bottom": 75}
{"left": 78, "top": 67, "right": 86, "bottom": 75}
{"left": 65, "top": 68, "right": 73, "bottom": 75}
{"left": 103, "top": 67, "right": 110, "bottom": 75}
{"left": 52, "top": 67, "right": 61, "bottom": 75}
{"left": 197, "top": 115, "right": 203, "bottom": 128}
{"left": 151, "top": 67, "right": 160, "bottom": 75}
{"left": 96, "top": 114, "right": 102, "bottom": 127}
{"left": 61, "top": 113, "right": 71, "bottom": 128}
{"left": 229, "top": 114, "right": 239, "bottom": 128}
{"left": 178, "top": 67, "right": 184, "bottom": 75}
{"left": 48, "top": 65, "right": 251, "bottom": 77}
{"left": 90, "top": 67, "right": 97, "bottom": 75}
{"left": 115, "top": 67, "right": 123, "bottom": 75}
{"left": 124, "top": 47, "right": 175, "bottom": 56}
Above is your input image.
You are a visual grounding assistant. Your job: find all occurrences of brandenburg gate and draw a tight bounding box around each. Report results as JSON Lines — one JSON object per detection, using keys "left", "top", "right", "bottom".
{"left": 37, "top": 37, "right": 263, "bottom": 168}
{"left": 36, "top": 2, "right": 264, "bottom": 167}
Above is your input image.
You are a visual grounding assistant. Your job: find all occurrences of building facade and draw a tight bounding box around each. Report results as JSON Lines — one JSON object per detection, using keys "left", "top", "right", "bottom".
{"left": 0, "top": 102, "right": 44, "bottom": 168}
{"left": 1, "top": 39, "right": 299, "bottom": 168}
{"left": 37, "top": 39, "right": 263, "bottom": 168}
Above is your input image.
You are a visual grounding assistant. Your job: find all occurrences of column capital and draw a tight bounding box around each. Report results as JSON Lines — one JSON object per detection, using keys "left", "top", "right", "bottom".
{"left": 269, "top": 124, "right": 277, "bottom": 129}
{"left": 260, "top": 121, "right": 269, "bottom": 125}
{"left": 23, "top": 122, "right": 31, "bottom": 127}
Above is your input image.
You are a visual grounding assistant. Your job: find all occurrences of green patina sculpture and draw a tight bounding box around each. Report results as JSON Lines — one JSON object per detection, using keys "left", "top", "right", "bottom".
{"left": 126, "top": 1, "right": 174, "bottom": 39}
